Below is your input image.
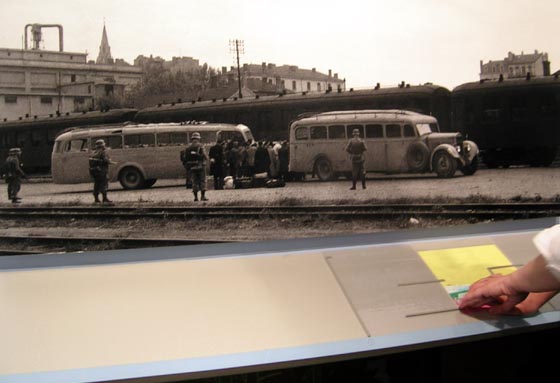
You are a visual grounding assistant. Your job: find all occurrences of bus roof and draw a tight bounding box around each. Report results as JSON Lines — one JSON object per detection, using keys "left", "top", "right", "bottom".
{"left": 55, "top": 122, "right": 250, "bottom": 141}
{"left": 290, "top": 109, "right": 438, "bottom": 125}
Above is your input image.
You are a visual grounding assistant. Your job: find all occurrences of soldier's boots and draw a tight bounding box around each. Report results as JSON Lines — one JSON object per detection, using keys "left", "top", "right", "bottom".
{"left": 102, "top": 193, "right": 113, "bottom": 204}
{"left": 201, "top": 191, "right": 208, "bottom": 201}
{"left": 94, "top": 194, "right": 101, "bottom": 204}
{"left": 193, "top": 192, "right": 199, "bottom": 202}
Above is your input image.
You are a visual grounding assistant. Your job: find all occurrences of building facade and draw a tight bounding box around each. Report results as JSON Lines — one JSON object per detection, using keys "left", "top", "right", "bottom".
{"left": 224, "top": 62, "right": 346, "bottom": 95}
{"left": 480, "top": 50, "right": 551, "bottom": 81}
{"left": 0, "top": 24, "right": 142, "bottom": 121}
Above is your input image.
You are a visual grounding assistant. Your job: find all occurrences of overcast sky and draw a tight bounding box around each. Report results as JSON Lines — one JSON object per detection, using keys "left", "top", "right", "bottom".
{"left": 2, "top": 0, "right": 558, "bottom": 90}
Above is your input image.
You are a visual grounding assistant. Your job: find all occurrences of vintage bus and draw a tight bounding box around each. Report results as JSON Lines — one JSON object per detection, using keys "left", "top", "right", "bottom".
{"left": 51, "top": 121, "right": 253, "bottom": 189}
{"left": 288, "top": 110, "right": 479, "bottom": 180}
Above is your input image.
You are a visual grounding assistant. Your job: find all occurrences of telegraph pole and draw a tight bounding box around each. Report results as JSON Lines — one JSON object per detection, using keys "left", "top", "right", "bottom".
{"left": 229, "top": 39, "right": 244, "bottom": 98}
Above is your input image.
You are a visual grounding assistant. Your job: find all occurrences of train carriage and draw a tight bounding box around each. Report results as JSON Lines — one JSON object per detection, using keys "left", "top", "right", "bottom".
{"left": 0, "top": 108, "right": 137, "bottom": 173}
{"left": 451, "top": 76, "right": 560, "bottom": 168}
{"left": 133, "top": 84, "right": 452, "bottom": 141}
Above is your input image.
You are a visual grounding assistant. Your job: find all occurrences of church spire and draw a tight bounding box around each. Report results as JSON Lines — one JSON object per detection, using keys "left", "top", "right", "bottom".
{"left": 96, "top": 23, "right": 113, "bottom": 64}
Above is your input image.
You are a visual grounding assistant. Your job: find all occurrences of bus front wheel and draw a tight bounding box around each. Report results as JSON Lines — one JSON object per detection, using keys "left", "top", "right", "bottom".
{"left": 119, "top": 167, "right": 145, "bottom": 189}
{"left": 314, "top": 157, "right": 334, "bottom": 181}
{"left": 432, "top": 151, "right": 457, "bottom": 178}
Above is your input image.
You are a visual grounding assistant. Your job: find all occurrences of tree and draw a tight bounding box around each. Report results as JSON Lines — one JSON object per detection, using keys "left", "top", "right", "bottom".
{"left": 125, "top": 59, "right": 223, "bottom": 108}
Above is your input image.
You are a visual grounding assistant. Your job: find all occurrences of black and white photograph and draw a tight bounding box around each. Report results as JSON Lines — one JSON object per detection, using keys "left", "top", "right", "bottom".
{"left": 1, "top": 1, "right": 560, "bottom": 382}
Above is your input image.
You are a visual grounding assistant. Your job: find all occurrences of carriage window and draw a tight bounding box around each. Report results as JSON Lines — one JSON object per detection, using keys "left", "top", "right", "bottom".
{"left": 65, "top": 139, "right": 88, "bottom": 152}
{"left": 16, "top": 131, "right": 29, "bottom": 148}
{"left": 294, "top": 126, "right": 309, "bottom": 140}
{"left": 386, "top": 124, "right": 401, "bottom": 138}
{"left": 31, "top": 129, "right": 45, "bottom": 147}
{"left": 346, "top": 124, "right": 364, "bottom": 138}
{"left": 328, "top": 125, "right": 345, "bottom": 139}
{"left": 96, "top": 136, "right": 122, "bottom": 150}
{"left": 481, "top": 95, "right": 502, "bottom": 122}
{"left": 365, "top": 124, "right": 383, "bottom": 138}
{"left": 536, "top": 93, "right": 557, "bottom": 119}
{"left": 47, "top": 129, "right": 59, "bottom": 145}
{"left": 403, "top": 124, "right": 416, "bottom": 137}
{"left": 124, "top": 133, "right": 155, "bottom": 148}
{"left": 310, "top": 126, "right": 327, "bottom": 139}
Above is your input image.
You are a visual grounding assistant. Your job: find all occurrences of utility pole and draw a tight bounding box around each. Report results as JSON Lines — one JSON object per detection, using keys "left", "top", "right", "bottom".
{"left": 229, "top": 39, "right": 244, "bottom": 99}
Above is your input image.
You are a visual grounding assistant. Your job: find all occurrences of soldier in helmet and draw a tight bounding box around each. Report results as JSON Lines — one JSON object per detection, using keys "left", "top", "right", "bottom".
{"left": 345, "top": 128, "right": 367, "bottom": 190}
{"left": 181, "top": 132, "right": 209, "bottom": 201}
{"left": 1, "top": 147, "right": 26, "bottom": 203}
{"left": 89, "top": 139, "right": 116, "bottom": 204}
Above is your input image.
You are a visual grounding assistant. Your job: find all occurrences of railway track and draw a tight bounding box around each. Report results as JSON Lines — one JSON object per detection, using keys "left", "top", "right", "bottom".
{"left": 0, "top": 234, "right": 239, "bottom": 256}
{"left": 2, "top": 202, "right": 558, "bottom": 255}
{"left": 1, "top": 202, "right": 559, "bottom": 220}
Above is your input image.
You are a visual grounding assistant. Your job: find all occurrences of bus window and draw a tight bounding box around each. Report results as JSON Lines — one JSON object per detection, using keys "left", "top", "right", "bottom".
{"left": 220, "top": 130, "right": 245, "bottom": 143}
{"left": 65, "top": 139, "right": 88, "bottom": 152}
{"left": 328, "top": 125, "right": 345, "bottom": 139}
{"left": 53, "top": 141, "right": 65, "bottom": 153}
{"left": 294, "top": 126, "right": 309, "bottom": 141}
{"left": 386, "top": 124, "right": 401, "bottom": 138}
{"left": 96, "top": 135, "right": 123, "bottom": 150}
{"left": 310, "top": 126, "right": 327, "bottom": 140}
{"left": 347, "top": 124, "right": 364, "bottom": 138}
{"left": 157, "top": 132, "right": 188, "bottom": 146}
{"left": 365, "top": 124, "right": 383, "bottom": 138}
{"left": 124, "top": 133, "right": 155, "bottom": 148}
{"left": 199, "top": 130, "right": 217, "bottom": 144}
{"left": 403, "top": 124, "right": 416, "bottom": 137}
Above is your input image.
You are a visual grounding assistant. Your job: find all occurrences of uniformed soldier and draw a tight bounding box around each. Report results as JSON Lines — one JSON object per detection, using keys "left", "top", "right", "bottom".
{"left": 345, "top": 129, "right": 367, "bottom": 190}
{"left": 1, "top": 147, "right": 26, "bottom": 203}
{"left": 182, "top": 132, "right": 209, "bottom": 201}
{"left": 89, "top": 139, "right": 116, "bottom": 204}
{"left": 208, "top": 135, "right": 226, "bottom": 190}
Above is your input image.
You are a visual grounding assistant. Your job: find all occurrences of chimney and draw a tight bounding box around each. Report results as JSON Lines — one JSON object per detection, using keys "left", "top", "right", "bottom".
{"left": 543, "top": 60, "right": 551, "bottom": 76}
{"left": 328, "top": 69, "right": 332, "bottom": 78}
{"left": 262, "top": 62, "right": 266, "bottom": 72}
{"left": 221, "top": 66, "right": 227, "bottom": 74}
{"left": 312, "top": 67, "right": 316, "bottom": 73}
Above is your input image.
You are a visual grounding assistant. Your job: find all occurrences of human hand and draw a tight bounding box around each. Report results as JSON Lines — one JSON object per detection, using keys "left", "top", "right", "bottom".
{"left": 458, "top": 274, "right": 529, "bottom": 315}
